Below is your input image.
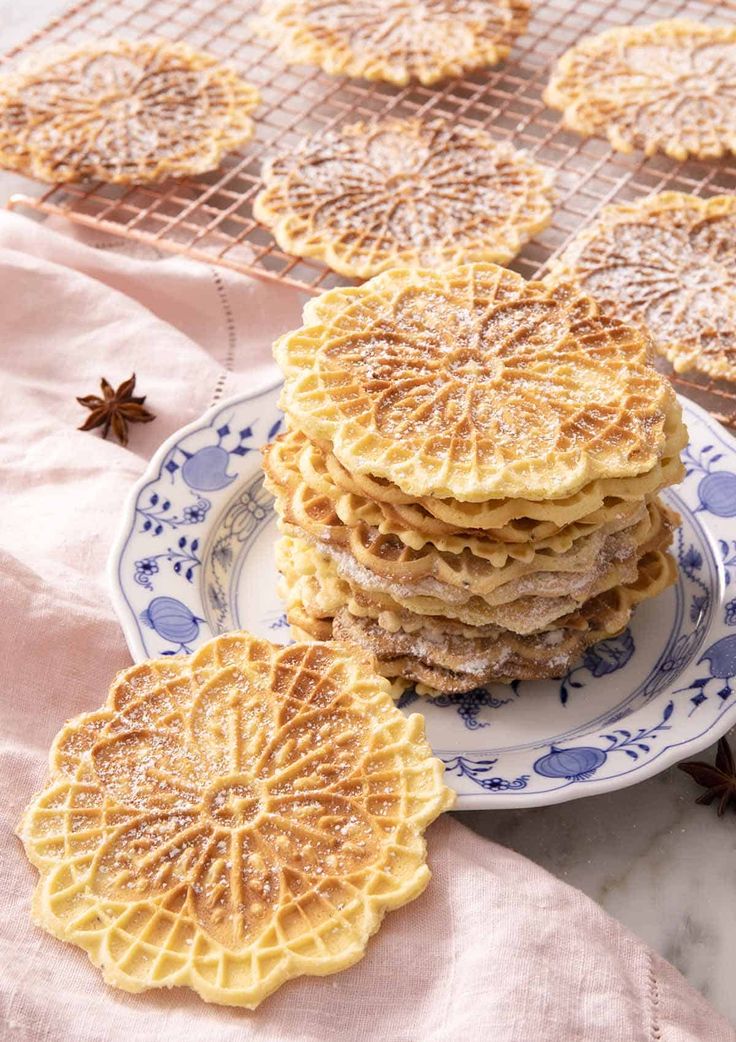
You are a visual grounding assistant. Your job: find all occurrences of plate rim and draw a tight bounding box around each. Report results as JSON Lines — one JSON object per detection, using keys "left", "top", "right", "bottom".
{"left": 108, "top": 374, "right": 283, "bottom": 662}
{"left": 109, "top": 388, "right": 736, "bottom": 810}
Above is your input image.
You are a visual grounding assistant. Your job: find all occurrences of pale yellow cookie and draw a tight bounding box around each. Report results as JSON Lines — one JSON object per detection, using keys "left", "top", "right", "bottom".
{"left": 313, "top": 519, "right": 664, "bottom": 632}
{"left": 314, "top": 500, "right": 659, "bottom": 607}
{"left": 18, "top": 633, "right": 453, "bottom": 1007}
{"left": 254, "top": 119, "right": 553, "bottom": 278}
{"left": 0, "top": 39, "right": 259, "bottom": 183}
{"left": 545, "top": 20, "right": 736, "bottom": 160}
{"left": 263, "top": 425, "right": 685, "bottom": 546}
{"left": 546, "top": 192, "right": 736, "bottom": 382}
{"left": 274, "top": 264, "right": 681, "bottom": 503}
{"left": 264, "top": 431, "right": 670, "bottom": 599}
{"left": 278, "top": 499, "right": 674, "bottom": 630}
{"left": 277, "top": 533, "right": 678, "bottom": 693}
{"left": 254, "top": 0, "right": 530, "bottom": 86}
{"left": 331, "top": 546, "right": 677, "bottom": 692}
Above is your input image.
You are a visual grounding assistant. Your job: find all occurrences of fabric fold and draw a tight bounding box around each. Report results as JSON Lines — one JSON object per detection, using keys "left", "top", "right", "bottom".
{"left": 0, "top": 211, "right": 732, "bottom": 1042}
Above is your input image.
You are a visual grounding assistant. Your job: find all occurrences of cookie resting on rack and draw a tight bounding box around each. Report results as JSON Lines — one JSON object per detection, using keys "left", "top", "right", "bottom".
{"left": 18, "top": 633, "right": 453, "bottom": 1007}
{"left": 253, "top": 0, "right": 529, "bottom": 86}
{"left": 254, "top": 118, "right": 553, "bottom": 278}
{"left": 274, "top": 264, "right": 681, "bottom": 503}
{"left": 0, "top": 38, "right": 260, "bottom": 184}
{"left": 545, "top": 192, "right": 736, "bottom": 382}
{"left": 545, "top": 19, "right": 736, "bottom": 160}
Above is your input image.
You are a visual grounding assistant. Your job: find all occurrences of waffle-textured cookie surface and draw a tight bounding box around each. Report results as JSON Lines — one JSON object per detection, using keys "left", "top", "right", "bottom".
{"left": 275, "top": 264, "right": 679, "bottom": 502}
{"left": 546, "top": 192, "right": 736, "bottom": 382}
{"left": 311, "top": 499, "right": 659, "bottom": 606}
{"left": 18, "top": 633, "right": 453, "bottom": 1007}
{"left": 545, "top": 20, "right": 736, "bottom": 160}
{"left": 254, "top": 119, "right": 553, "bottom": 278}
{"left": 263, "top": 430, "right": 670, "bottom": 594}
{"left": 277, "top": 533, "right": 678, "bottom": 693}
{"left": 254, "top": 0, "right": 529, "bottom": 86}
{"left": 263, "top": 426, "right": 685, "bottom": 556}
{"left": 303, "top": 505, "right": 667, "bottom": 632}
{"left": 0, "top": 39, "right": 259, "bottom": 184}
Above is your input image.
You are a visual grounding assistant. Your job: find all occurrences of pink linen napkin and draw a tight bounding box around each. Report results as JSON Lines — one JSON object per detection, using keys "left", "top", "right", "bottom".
{"left": 0, "top": 210, "right": 732, "bottom": 1042}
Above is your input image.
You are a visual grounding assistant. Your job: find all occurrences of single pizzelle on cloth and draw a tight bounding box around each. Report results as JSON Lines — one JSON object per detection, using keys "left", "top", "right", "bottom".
{"left": 0, "top": 39, "right": 259, "bottom": 184}
{"left": 254, "top": 118, "right": 553, "bottom": 278}
{"left": 544, "top": 19, "right": 736, "bottom": 161}
{"left": 18, "top": 633, "right": 454, "bottom": 1008}
{"left": 270, "top": 262, "right": 686, "bottom": 694}
{"left": 545, "top": 191, "right": 736, "bottom": 383}
{"left": 253, "top": 0, "right": 530, "bottom": 86}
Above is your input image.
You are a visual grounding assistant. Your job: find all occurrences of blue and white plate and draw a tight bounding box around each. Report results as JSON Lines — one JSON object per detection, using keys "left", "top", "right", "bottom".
{"left": 110, "top": 380, "right": 736, "bottom": 809}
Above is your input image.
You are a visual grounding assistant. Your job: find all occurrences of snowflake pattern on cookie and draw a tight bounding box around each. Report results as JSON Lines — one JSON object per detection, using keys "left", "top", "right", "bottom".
{"left": 254, "top": 0, "right": 529, "bottom": 85}
{"left": 276, "top": 264, "right": 679, "bottom": 502}
{"left": 255, "top": 119, "right": 553, "bottom": 278}
{"left": 546, "top": 192, "right": 736, "bottom": 381}
{"left": 0, "top": 39, "right": 259, "bottom": 183}
{"left": 18, "top": 635, "right": 452, "bottom": 1007}
{"left": 545, "top": 20, "right": 736, "bottom": 160}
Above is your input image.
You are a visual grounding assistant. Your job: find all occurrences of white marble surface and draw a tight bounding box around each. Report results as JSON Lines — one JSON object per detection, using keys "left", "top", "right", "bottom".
{"left": 2, "top": 0, "right": 736, "bottom": 1028}
{"left": 460, "top": 754, "right": 736, "bottom": 1022}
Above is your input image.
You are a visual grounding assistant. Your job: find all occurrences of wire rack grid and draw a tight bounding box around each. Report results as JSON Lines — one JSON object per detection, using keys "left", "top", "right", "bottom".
{"left": 4, "top": 0, "right": 736, "bottom": 427}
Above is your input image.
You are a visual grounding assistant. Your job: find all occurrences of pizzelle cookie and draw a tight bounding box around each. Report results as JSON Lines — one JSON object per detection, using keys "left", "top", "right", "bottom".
{"left": 275, "top": 264, "right": 680, "bottom": 503}
{"left": 546, "top": 192, "right": 736, "bottom": 382}
{"left": 330, "top": 547, "right": 676, "bottom": 695}
{"left": 18, "top": 634, "right": 453, "bottom": 1007}
{"left": 544, "top": 20, "right": 736, "bottom": 160}
{"left": 271, "top": 262, "right": 685, "bottom": 694}
{"left": 307, "top": 510, "right": 668, "bottom": 633}
{"left": 305, "top": 500, "right": 660, "bottom": 608}
{"left": 254, "top": 119, "right": 553, "bottom": 278}
{"left": 263, "top": 430, "right": 670, "bottom": 597}
{"left": 277, "top": 533, "right": 678, "bottom": 693}
{"left": 277, "top": 532, "right": 675, "bottom": 643}
{"left": 263, "top": 425, "right": 685, "bottom": 554}
{"left": 253, "top": 0, "right": 530, "bottom": 86}
{"left": 0, "top": 39, "right": 259, "bottom": 184}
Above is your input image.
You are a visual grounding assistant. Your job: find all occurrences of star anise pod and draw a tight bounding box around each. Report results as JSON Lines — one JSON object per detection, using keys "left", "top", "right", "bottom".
{"left": 77, "top": 374, "right": 155, "bottom": 447}
{"left": 678, "top": 735, "right": 736, "bottom": 816}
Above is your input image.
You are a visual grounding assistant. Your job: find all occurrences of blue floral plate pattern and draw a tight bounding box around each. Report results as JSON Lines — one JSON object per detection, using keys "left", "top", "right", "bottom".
{"left": 110, "top": 380, "right": 736, "bottom": 809}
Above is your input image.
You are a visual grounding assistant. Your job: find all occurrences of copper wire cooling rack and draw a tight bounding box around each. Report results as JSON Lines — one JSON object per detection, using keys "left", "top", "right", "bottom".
{"left": 4, "top": 0, "right": 736, "bottom": 427}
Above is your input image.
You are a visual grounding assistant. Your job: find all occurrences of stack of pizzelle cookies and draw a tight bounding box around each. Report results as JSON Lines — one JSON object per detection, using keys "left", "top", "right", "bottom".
{"left": 264, "top": 263, "right": 686, "bottom": 696}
